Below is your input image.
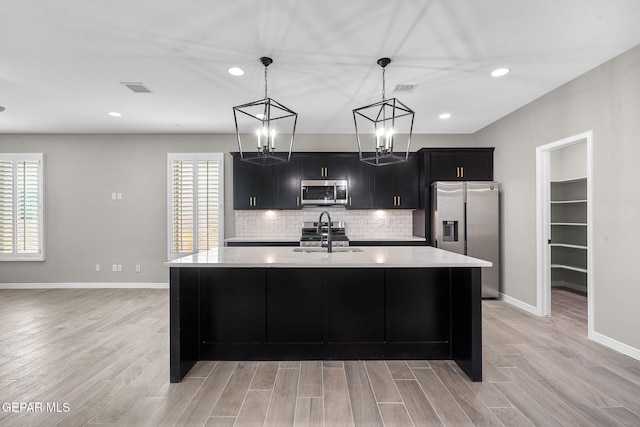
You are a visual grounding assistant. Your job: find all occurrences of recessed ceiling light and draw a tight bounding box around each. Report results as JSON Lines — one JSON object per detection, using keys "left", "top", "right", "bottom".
{"left": 491, "top": 68, "right": 510, "bottom": 77}
{"left": 439, "top": 113, "right": 452, "bottom": 119}
{"left": 108, "top": 111, "right": 122, "bottom": 117}
{"left": 228, "top": 67, "right": 245, "bottom": 76}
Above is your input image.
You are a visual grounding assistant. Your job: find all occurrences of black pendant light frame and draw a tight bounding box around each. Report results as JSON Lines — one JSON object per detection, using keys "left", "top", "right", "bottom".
{"left": 233, "top": 57, "right": 298, "bottom": 166}
{"left": 353, "top": 58, "right": 415, "bottom": 166}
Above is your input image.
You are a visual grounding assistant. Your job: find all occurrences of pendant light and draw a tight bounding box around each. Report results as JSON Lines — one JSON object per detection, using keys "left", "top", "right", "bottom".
{"left": 233, "top": 57, "right": 298, "bottom": 166}
{"left": 353, "top": 58, "right": 415, "bottom": 166}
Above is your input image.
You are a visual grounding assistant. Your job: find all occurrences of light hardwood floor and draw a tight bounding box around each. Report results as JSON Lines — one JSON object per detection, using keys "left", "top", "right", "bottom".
{"left": 1, "top": 288, "right": 639, "bottom": 426}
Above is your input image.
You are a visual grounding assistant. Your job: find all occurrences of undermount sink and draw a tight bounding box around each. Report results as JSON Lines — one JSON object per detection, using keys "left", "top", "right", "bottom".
{"left": 293, "top": 247, "right": 364, "bottom": 253}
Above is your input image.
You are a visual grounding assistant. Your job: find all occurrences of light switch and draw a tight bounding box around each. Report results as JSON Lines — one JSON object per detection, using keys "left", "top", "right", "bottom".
{"left": 111, "top": 193, "right": 117, "bottom": 200}
{"left": 117, "top": 193, "right": 122, "bottom": 200}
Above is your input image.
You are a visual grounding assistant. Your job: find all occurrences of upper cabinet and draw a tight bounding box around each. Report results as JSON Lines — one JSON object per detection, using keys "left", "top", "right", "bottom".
{"left": 232, "top": 155, "right": 273, "bottom": 210}
{"left": 232, "top": 150, "right": 490, "bottom": 212}
{"left": 346, "top": 156, "right": 375, "bottom": 209}
{"left": 374, "top": 154, "right": 418, "bottom": 209}
{"left": 302, "top": 155, "right": 348, "bottom": 179}
{"left": 429, "top": 149, "right": 494, "bottom": 181}
{"left": 273, "top": 157, "right": 302, "bottom": 209}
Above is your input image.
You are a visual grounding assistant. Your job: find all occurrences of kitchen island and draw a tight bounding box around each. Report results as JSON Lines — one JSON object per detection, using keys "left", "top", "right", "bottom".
{"left": 166, "top": 246, "right": 491, "bottom": 383}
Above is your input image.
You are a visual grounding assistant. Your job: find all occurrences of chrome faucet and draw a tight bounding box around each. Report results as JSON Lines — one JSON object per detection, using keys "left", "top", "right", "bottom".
{"left": 317, "top": 211, "right": 333, "bottom": 253}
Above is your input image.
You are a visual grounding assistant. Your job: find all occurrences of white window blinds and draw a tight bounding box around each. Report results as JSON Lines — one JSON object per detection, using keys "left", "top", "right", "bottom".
{"left": 168, "top": 153, "right": 224, "bottom": 259}
{"left": 0, "top": 153, "right": 44, "bottom": 261}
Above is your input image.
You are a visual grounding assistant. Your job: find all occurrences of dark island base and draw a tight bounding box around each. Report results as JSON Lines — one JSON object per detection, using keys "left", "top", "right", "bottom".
{"left": 170, "top": 267, "right": 482, "bottom": 383}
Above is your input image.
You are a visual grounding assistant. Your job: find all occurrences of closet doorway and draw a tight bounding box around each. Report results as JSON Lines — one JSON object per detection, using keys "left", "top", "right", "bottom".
{"left": 536, "top": 131, "right": 593, "bottom": 337}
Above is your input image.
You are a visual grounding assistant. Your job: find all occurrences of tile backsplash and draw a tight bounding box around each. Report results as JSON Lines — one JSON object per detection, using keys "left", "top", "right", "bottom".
{"left": 234, "top": 206, "right": 414, "bottom": 238}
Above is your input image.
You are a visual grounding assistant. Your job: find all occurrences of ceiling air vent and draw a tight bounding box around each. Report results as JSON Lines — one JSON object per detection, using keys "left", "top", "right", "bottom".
{"left": 392, "top": 83, "right": 417, "bottom": 94}
{"left": 121, "top": 82, "right": 151, "bottom": 93}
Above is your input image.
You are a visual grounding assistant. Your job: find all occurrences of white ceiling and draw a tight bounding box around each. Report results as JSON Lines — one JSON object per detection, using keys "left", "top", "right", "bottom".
{"left": 2, "top": 0, "right": 640, "bottom": 134}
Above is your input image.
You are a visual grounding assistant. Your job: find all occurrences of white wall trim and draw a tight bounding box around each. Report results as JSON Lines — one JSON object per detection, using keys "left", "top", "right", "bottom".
{"left": 535, "top": 131, "right": 593, "bottom": 327}
{"left": 500, "top": 293, "right": 539, "bottom": 315}
{"left": 0, "top": 282, "right": 169, "bottom": 289}
{"left": 591, "top": 331, "right": 640, "bottom": 362}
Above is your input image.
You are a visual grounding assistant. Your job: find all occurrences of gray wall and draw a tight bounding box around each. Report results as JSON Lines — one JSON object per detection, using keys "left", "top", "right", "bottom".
{"left": 0, "top": 133, "right": 473, "bottom": 284}
{"left": 551, "top": 141, "right": 586, "bottom": 181}
{"left": 475, "top": 44, "right": 640, "bottom": 349}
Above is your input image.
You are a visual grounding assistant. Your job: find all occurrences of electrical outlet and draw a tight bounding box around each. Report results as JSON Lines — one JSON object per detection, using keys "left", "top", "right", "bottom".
{"left": 117, "top": 192, "right": 122, "bottom": 200}
{"left": 95, "top": 264, "right": 100, "bottom": 272}
{"left": 117, "top": 264, "right": 122, "bottom": 272}
{"left": 135, "top": 265, "right": 141, "bottom": 273}
{"left": 112, "top": 264, "right": 117, "bottom": 272}
{"left": 111, "top": 192, "right": 117, "bottom": 200}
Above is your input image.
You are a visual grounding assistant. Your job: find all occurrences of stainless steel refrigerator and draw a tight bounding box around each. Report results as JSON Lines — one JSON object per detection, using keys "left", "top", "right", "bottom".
{"left": 432, "top": 181, "right": 500, "bottom": 298}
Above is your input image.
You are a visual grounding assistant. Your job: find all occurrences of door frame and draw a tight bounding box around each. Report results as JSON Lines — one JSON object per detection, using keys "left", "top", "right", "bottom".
{"left": 535, "top": 131, "right": 593, "bottom": 337}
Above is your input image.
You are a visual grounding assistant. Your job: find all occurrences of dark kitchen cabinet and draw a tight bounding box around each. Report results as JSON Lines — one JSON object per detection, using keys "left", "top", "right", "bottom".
{"left": 326, "top": 269, "right": 385, "bottom": 342}
{"left": 266, "top": 269, "right": 323, "bottom": 343}
{"left": 302, "top": 155, "right": 348, "bottom": 179}
{"left": 199, "top": 269, "right": 266, "bottom": 343}
{"left": 386, "top": 269, "right": 451, "bottom": 342}
{"left": 273, "top": 156, "right": 302, "bottom": 209}
{"left": 429, "top": 149, "right": 493, "bottom": 181}
{"left": 374, "top": 154, "right": 418, "bottom": 209}
{"left": 267, "top": 268, "right": 386, "bottom": 344}
{"left": 232, "top": 155, "right": 273, "bottom": 209}
{"left": 346, "top": 155, "right": 374, "bottom": 209}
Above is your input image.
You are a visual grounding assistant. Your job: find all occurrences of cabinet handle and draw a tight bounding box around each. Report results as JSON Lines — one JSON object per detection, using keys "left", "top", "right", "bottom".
{"left": 349, "top": 196, "right": 352, "bottom": 206}
{"left": 456, "top": 167, "right": 460, "bottom": 178}
{"left": 296, "top": 196, "right": 300, "bottom": 206}
{"left": 249, "top": 196, "right": 253, "bottom": 207}
{"left": 461, "top": 167, "right": 464, "bottom": 178}
{"left": 398, "top": 195, "right": 401, "bottom": 206}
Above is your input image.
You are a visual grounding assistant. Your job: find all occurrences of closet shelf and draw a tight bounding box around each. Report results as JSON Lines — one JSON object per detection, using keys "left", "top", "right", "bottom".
{"left": 551, "top": 199, "right": 587, "bottom": 204}
{"left": 551, "top": 264, "right": 588, "bottom": 273}
{"left": 550, "top": 243, "right": 587, "bottom": 250}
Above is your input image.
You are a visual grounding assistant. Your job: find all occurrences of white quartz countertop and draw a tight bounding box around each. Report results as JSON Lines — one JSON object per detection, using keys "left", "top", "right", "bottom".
{"left": 224, "top": 237, "right": 299, "bottom": 243}
{"left": 165, "top": 246, "right": 491, "bottom": 268}
{"left": 224, "top": 236, "right": 426, "bottom": 243}
{"left": 348, "top": 236, "right": 426, "bottom": 242}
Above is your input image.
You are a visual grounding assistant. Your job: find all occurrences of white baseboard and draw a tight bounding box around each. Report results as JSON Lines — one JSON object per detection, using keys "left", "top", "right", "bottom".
{"left": 0, "top": 282, "right": 169, "bottom": 289}
{"left": 499, "top": 292, "right": 539, "bottom": 315}
{"left": 500, "top": 292, "right": 640, "bottom": 362}
{"left": 590, "top": 330, "right": 640, "bottom": 362}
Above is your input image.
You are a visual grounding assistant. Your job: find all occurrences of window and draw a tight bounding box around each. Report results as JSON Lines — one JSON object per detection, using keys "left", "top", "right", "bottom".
{"left": 0, "top": 153, "right": 44, "bottom": 261}
{"left": 167, "top": 153, "right": 224, "bottom": 259}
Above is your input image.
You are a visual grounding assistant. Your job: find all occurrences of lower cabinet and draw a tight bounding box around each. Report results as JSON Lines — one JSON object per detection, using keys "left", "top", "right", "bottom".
{"left": 172, "top": 265, "right": 482, "bottom": 382}
{"left": 199, "top": 267, "right": 451, "bottom": 349}
{"left": 267, "top": 269, "right": 324, "bottom": 343}
{"left": 200, "top": 269, "right": 266, "bottom": 343}
{"left": 326, "top": 269, "right": 385, "bottom": 342}
{"left": 386, "top": 269, "right": 450, "bottom": 342}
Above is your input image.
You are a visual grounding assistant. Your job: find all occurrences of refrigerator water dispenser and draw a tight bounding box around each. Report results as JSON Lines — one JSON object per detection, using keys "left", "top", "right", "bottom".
{"left": 442, "top": 221, "right": 458, "bottom": 242}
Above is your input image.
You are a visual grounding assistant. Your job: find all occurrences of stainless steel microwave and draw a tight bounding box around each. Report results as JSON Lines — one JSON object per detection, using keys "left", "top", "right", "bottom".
{"left": 301, "top": 179, "right": 348, "bottom": 205}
